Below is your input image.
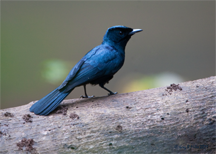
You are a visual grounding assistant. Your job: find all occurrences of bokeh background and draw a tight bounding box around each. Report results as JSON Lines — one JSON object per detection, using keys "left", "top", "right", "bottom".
{"left": 1, "top": 1, "right": 215, "bottom": 109}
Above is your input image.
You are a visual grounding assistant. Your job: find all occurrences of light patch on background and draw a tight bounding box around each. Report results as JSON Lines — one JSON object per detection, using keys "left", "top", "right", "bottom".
{"left": 120, "top": 72, "right": 184, "bottom": 93}
{"left": 41, "top": 59, "right": 74, "bottom": 85}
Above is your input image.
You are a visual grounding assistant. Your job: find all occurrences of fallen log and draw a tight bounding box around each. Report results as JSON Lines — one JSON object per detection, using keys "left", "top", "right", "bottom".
{"left": 0, "top": 76, "right": 215, "bottom": 154}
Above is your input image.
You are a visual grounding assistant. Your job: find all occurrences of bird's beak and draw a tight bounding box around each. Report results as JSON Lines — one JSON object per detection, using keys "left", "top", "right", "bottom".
{"left": 129, "top": 29, "right": 143, "bottom": 35}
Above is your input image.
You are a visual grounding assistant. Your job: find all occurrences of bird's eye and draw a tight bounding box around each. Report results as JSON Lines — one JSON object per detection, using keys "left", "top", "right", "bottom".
{"left": 119, "top": 31, "right": 123, "bottom": 35}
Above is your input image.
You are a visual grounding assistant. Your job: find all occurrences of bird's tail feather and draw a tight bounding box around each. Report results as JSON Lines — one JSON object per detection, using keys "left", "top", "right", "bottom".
{"left": 30, "top": 88, "right": 71, "bottom": 115}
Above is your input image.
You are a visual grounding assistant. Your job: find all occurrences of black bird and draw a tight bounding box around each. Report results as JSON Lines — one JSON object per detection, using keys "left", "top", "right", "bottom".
{"left": 30, "top": 25, "right": 142, "bottom": 115}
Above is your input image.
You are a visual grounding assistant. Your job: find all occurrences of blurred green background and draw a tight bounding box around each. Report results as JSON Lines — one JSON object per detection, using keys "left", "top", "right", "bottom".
{"left": 1, "top": 1, "right": 215, "bottom": 109}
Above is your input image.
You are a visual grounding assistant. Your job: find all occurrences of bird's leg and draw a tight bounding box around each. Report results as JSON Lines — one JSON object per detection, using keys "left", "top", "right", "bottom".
{"left": 80, "top": 85, "right": 94, "bottom": 98}
{"left": 99, "top": 84, "right": 118, "bottom": 96}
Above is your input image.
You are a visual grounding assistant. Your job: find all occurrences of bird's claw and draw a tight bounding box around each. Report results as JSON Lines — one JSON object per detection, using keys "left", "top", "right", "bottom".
{"left": 108, "top": 92, "right": 118, "bottom": 96}
{"left": 80, "top": 95, "right": 95, "bottom": 98}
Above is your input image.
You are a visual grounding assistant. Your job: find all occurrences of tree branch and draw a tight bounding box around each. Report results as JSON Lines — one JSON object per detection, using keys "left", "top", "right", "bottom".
{"left": 0, "top": 76, "right": 215, "bottom": 154}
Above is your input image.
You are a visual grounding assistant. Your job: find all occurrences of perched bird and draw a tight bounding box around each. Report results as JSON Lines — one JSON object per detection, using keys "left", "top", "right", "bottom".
{"left": 30, "top": 25, "right": 142, "bottom": 115}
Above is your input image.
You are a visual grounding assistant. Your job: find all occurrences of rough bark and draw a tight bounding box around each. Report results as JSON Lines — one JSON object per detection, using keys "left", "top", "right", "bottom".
{"left": 0, "top": 76, "right": 215, "bottom": 154}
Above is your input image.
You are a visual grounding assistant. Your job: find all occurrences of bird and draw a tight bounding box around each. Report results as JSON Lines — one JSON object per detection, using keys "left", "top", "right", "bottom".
{"left": 30, "top": 25, "right": 142, "bottom": 115}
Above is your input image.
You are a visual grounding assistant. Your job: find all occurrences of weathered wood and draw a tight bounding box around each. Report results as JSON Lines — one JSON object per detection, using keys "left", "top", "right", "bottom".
{"left": 0, "top": 76, "right": 215, "bottom": 154}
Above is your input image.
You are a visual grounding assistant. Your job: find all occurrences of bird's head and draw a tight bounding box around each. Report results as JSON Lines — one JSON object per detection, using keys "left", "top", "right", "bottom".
{"left": 102, "top": 25, "right": 142, "bottom": 50}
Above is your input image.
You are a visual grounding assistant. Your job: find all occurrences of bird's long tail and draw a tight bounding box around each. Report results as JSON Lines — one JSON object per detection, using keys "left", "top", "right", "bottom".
{"left": 30, "top": 87, "right": 71, "bottom": 115}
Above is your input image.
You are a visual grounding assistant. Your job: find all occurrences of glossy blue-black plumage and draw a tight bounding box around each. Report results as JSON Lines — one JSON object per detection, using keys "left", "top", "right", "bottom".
{"left": 30, "top": 25, "right": 142, "bottom": 115}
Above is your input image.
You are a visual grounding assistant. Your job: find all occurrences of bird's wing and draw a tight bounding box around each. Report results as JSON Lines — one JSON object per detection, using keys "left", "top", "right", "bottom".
{"left": 59, "top": 45, "right": 121, "bottom": 92}
{"left": 58, "top": 45, "right": 102, "bottom": 90}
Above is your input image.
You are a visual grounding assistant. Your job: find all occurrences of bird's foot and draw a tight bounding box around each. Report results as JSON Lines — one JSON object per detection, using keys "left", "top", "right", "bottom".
{"left": 80, "top": 95, "right": 95, "bottom": 98}
{"left": 108, "top": 92, "right": 118, "bottom": 96}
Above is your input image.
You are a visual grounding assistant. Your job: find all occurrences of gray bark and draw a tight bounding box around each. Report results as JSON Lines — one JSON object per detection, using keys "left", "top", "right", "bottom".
{"left": 0, "top": 76, "right": 216, "bottom": 154}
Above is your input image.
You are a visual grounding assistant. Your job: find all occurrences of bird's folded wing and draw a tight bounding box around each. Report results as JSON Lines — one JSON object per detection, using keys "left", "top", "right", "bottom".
{"left": 61, "top": 63, "right": 105, "bottom": 92}
{"left": 58, "top": 45, "right": 118, "bottom": 92}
